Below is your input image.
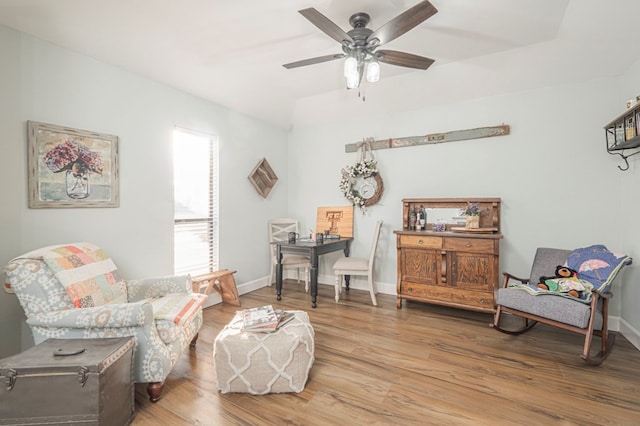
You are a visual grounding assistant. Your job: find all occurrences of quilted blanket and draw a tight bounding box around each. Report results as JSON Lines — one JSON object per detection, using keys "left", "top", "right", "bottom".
{"left": 508, "top": 245, "right": 632, "bottom": 304}
{"left": 38, "top": 243, "right": 128, "bottom": 308}
{"left": 151, "top": 293, "right": 208, "bottom": 326}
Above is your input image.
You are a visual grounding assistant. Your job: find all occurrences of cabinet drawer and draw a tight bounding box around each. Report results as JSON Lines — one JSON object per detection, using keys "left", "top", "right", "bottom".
{"left": 399, "top": 235, "right": 442, "bottom": 249}
{"left": 443, "top": 237, "right": 495, "bottom": 254}
{"left": 400, "top": 283, "right": 495, "bottom": 311}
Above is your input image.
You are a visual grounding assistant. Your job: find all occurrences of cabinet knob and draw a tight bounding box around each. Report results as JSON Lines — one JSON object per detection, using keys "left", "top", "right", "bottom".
{"left": 465, "top": 242, "right": 472, "bottom": 247}
{"left": 479, "top": 298, "right": 485, "bottom": 303}
{"left": 418, "top": 239, "right": 423, "bottom": 244}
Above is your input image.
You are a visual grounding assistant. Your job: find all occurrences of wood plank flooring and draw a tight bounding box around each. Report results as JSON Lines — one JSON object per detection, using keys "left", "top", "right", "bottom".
{"left": 133, "top": 281, "right": 640, "bottom": 425}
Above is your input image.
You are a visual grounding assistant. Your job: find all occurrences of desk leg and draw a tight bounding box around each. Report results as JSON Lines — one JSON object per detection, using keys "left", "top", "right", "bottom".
{"left": 310, "top": 252, "right": 319, "bottom": 308}
{"left": 276, "top": 247, "right": 283, "bottom": 301}
{"left": 343, "top": 244, "right": 351, "bottom": 291}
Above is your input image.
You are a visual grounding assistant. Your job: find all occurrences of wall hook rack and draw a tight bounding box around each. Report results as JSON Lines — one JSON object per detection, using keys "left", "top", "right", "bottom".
{"left": 604, "top": 102, "right": 640, "bottom": 171}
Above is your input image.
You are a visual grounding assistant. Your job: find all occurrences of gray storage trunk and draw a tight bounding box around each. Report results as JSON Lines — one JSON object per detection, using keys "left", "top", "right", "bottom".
{"left": 0, "top": 337, "right": 135, "bottom": 426}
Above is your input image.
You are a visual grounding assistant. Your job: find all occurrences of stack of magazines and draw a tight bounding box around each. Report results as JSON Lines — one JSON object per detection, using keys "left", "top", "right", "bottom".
{"left": 240, "top": 305, "right": 295, "bottom": 333}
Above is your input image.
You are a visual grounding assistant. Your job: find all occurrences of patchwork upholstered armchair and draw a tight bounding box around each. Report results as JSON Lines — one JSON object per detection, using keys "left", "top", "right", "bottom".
{"left": 4, "top": 242, "right": 207, "bottom": 402}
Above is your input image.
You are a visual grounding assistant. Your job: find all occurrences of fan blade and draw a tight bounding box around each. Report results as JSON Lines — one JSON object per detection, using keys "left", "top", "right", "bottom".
{"left": 299, "top": 8, "right": 354, "bottom": 45}
{"left": 368, "top": 1, "right": 438, "bottom": 46}
{"left": 283, "top": 53, "right": 346, "bottom": 69}
{"left": 377, "top": 50, "right": 434, "bottom": 70}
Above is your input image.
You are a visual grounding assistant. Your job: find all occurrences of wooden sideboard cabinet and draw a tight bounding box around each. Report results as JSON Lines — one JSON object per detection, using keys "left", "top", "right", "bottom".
{"left": 395, "top": 198, "right": 502, "bottom": 313}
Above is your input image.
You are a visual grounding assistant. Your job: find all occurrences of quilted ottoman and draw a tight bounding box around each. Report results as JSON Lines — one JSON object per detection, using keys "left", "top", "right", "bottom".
{"left": 214, "top": 310, "right": 314, "bottom": 394}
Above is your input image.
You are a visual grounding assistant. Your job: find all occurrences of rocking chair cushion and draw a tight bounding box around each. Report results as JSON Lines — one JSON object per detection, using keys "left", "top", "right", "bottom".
{"left": 495, "top": 288, "right": 601, "bottom": 329}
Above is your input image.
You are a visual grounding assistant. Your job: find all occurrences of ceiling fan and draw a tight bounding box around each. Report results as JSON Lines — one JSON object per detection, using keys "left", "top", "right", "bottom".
{"left": 283, "top": 1, "right": 438, "bottom": 89}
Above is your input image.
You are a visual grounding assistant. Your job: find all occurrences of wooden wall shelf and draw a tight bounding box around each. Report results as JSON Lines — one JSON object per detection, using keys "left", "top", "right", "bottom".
{"left": 604, "top": 102, "right": 640, "bottom": 171}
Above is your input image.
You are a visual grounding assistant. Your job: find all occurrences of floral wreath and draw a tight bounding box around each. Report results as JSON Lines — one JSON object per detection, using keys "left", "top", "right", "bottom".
{"left": 339, "top": 140, "right": 383, "bottom": 212}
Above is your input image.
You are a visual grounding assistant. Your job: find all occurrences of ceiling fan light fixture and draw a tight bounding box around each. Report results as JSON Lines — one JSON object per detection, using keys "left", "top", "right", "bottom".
{"left": 344, "top": 56, "right": 358, "bottom": 78}
{"left": 346, "top": 72, "right": 360, "bottom": 89}
{"left": 285, "top": 1, "right": 438, "bottom": 93}
{"left": 366, "top": 59, "right": 380, "bottom": 83}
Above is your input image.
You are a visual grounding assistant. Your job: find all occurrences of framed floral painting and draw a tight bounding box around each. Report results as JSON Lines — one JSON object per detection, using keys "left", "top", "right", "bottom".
{"left": 28, "top": 121, "right": 119, "bottom": 208}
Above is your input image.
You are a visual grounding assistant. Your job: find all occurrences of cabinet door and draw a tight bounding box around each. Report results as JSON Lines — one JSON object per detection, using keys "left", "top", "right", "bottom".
{"left": 401, "top": 248, "right": 440, "bottom": 286}
{"left": 448, "top": 251, "right": 495, "bottom": 291}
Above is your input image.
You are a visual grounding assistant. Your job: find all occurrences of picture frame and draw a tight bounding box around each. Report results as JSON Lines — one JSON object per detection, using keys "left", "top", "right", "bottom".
{"left": 28, "top": 121, "right": 119, "bottom": 208}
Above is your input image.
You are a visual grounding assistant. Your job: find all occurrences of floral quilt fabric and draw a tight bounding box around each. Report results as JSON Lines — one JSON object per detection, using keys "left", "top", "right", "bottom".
{"left": 40, "top": 243, "right": 128, "bottom": 308}
{"left": 150, "top": 292, "right": 208, "bottom": 326}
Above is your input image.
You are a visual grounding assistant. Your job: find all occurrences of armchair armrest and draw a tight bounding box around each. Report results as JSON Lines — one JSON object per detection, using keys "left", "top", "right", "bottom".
{"left": 501, "top": 272, "right": 529, "bottom": 288}
{"left": 126, "top": 275, "right": 192, "bottom": 302}
{"left": 26, "top": 300, "right": 154, "bottom": 328}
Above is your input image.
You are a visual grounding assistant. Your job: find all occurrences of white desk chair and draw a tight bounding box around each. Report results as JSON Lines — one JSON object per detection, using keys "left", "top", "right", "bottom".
{"left": 333, "top": 220, "right": 383, "bottom": 306}
{"left": 268, "top": 218, "right": 310, "bottom": 291}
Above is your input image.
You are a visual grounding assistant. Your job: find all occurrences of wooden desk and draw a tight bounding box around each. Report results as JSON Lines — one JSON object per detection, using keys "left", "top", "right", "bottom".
{"left": 273, "top": 238, "right": 352, "bottom": 308}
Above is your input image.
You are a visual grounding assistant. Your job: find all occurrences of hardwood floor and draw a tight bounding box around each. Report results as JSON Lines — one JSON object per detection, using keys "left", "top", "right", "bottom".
{"left": 133, "top": 280, "right": 640, "bottom": 425}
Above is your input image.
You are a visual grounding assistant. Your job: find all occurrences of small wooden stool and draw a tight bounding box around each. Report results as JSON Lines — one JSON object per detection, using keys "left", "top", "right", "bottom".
{"left": 192, "top": 269, "right": 240, "bottom": 306}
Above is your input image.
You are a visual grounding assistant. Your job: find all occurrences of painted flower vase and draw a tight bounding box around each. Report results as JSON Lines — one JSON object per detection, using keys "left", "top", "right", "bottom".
{"left": 66, "top": 162, "right": 90, "bottom": 199}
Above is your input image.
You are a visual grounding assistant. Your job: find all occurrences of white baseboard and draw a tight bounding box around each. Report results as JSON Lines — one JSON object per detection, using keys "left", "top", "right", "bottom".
{"left": 608, "top": 315, "right": 620, "bottom": 332}
{"left": 619, "top": 318, "right": 640, "bottom": 351}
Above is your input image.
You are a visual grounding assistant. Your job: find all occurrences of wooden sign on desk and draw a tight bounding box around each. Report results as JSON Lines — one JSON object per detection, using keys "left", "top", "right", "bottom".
{"left": 316, "top": 206, "right": 353, "bottom": 237}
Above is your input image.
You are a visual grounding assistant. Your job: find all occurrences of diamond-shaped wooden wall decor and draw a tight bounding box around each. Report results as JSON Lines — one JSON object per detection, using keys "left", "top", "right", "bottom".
{"left": 248, "top": 158, "right": 278, "bottom": 198}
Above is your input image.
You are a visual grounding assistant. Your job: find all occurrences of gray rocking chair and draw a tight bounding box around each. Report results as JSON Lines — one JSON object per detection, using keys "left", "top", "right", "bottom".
{"left": 492, "top": 247, "right": 631, "bottom": 365}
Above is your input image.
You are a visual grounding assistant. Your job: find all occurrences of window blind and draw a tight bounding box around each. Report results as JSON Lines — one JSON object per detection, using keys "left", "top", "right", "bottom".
{"left": 173, "top": 128, "right": 219, "bottom": 276}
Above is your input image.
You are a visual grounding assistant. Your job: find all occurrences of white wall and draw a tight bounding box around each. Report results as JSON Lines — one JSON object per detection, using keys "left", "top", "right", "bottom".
{"left": 288, "top": 75, "right": 639, "bottom": 342}
{"left": 619, "top": 59, "right": 640, "bottom": 345}
{"left": 0, "top": 26, "right": 289, "bottom": 357}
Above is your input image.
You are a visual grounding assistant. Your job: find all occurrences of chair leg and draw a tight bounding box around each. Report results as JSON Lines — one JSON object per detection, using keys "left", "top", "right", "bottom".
{"left": 492, "top": 305, "right": 502, "bottom": 328}
{"left": 190, "top": 333, "right": 199, "bottom": 348}
{"left": 580, "top": 295, "right": 615, "bottom": 365}
{"left": 335, "top": 274, "right": 341, "bottom": 302}
{"left": 147, "top": 381, "right": 165, "bottom": 403}
{"left": 582, "top": 333, "right": 615, "bottom": 365}
{"left": 491, "top": 306, "right": 538, "bottom": 334}
{"left": 368, "top": 274, "right": 377, "bottom": 306}
{"left": 600, "top": 297, "right": 611, "bottom": 355}
{"left": 304, "top": 266, "right": 309, "bottom": 292}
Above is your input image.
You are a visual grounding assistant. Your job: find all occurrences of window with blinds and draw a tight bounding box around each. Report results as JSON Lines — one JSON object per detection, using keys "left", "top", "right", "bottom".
{"left": 173, "top": 128, "right": 219, "bottom": 276}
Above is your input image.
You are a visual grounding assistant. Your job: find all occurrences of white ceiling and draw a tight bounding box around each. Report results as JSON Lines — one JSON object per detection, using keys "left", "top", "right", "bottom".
{"left": 1, "top": 0, "right": 639, "bottom": 129}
